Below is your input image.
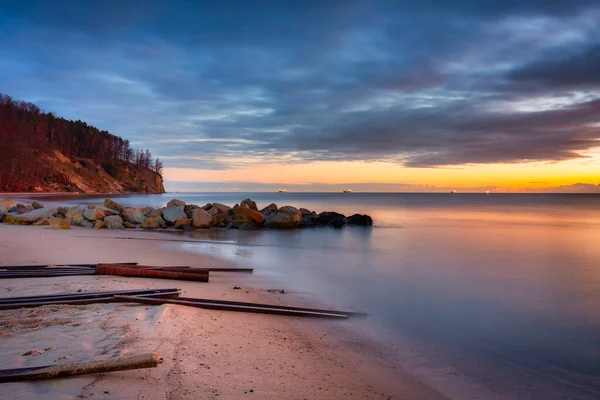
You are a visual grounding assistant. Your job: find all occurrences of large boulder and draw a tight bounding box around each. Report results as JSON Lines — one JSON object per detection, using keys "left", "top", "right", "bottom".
{"left": 148, "top": 208, "right": 164, "bottom": 218}
{"left": 260, "top": 203, "right": 278, "bottom": 216}
{"left": 93, "top": 220, "right": 105, "bottom": 229}
{"left": 162, "top": 206, "right": 187, "bottom": 225}
{"left": 104, "top": 198, "right": 124, "bottom": 212}
{"left": 11, "top": 204, "right": 34, "bottom": 214}
{"left": 74, "top": 219, "right": 93, "bottom": 228}
{"left": 200, "top": 203, "right": 213, "bottom": 210}
{"left": 32, "top": 217, "right": 51, "bottom": 226}
{"left": 174, "top": 217, "right": 192, "bottom": 229}
{"left": 240, "top": 198, "right": 258, "bottom": 211}
{"left": 0, "top": 199, "right": 15, "bottom": 214}
{"left": 49, "top": 216, "right": 71, "bottom": 229}
{"left": 31, "top": 201, "right": 44, "bottom": 210}
{"left": 317, "top": 211, "right": 346, "bottom": 226}
{"left": 66, "top": 205, "right": 85, "bottom": 224}
{"left": 191, "top": 209, "right": 213, "bottom": 228}
{"left": 121, "top": 207, "right": 146, "bottom": 224}
{"left": 167, "top": 199, "right": 186, "bottom": 208}
{"left": 141, "top": 217, "right": 159, "bottom": 230}
{"left": 57, "top": 207, "right": 69, "bottom": 217}
{"left": 3, "top": 214, "right": 16, "bottom": 224}
{"left": 140, "top": 206, "right": 155, "bottom": 216}
{"left": 123, "top": 221, "right": 136, "bottom": 229}
{"left": 84, "top": 207, "right": 106, "bottom": 221}
{"left": 265, "top": 212, "right": 299, "bottom": 229}
{"left": 236, "top": 206, "right": 265, "bottom": 224}
{"left": 212, "top": 203, "right": 232, "bottom": 214}
{"left": 15, "top": 208, "right": 57, "bottom": 224}
{"left": 346, "top": 214, "right": 373, "bottom": 226}
{"left": 184, "top": 204, "right": 200, "bottom": 218}
{"left": 104, "top": 215, "right": 124, "bottom": 229}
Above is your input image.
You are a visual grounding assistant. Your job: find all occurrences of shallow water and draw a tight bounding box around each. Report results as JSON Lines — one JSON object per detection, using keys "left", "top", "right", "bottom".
{"left": 27, "top": 193, "right": 600, "bottom": 399}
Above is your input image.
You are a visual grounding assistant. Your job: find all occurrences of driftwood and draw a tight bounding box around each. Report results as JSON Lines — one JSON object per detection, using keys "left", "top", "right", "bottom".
{"left": 0, "top": 353, "right": 163, "bottom": 383}
{"left": 95, "top": 265, "right": 209, "bottom": 282}
{"left": 114, "top": 295, "right": 353, "bottom": 319}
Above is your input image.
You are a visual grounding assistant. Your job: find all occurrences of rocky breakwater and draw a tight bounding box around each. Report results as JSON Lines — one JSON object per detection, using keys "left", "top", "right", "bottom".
{"left": 0, "top": 198, "right": 373, "bottom": 230}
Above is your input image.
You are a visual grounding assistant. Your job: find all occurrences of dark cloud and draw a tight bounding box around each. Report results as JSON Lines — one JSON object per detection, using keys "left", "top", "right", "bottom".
{"left": 1, "top": 1, "right": 600, "bottom": 169}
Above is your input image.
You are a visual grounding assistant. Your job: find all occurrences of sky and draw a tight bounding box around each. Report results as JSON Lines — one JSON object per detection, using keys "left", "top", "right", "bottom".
{"left": 1, "top": 0, "right": 600, "bottom": 193}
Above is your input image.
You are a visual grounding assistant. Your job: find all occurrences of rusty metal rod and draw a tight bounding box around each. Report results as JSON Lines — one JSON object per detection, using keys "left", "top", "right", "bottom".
{"left": 114, "top": 295, "right": 350, "bottom": 319}
{"left": 0, "top": 353, "right": 163, "bottom": 383}
{"left": 0, "top": 271, "right": 97, "bottom": 279}
{"left": 0, "top": 262, "right": 138, "bottom": 269}
{"left": 95, "top": 265, "right": 209, "bottom": 282}
{"left": 0, "top": 288, "right": 180, "bottom": 304}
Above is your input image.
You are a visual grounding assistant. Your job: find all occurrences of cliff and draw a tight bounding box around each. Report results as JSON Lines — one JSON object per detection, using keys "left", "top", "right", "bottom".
{"left": 0, "top": 93, "right": 165, "bottom": 193}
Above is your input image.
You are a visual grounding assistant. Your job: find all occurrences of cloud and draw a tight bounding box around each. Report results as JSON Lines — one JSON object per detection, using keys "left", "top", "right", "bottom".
{"left": 1, "top": 1, "right": 600, "bottom": 170}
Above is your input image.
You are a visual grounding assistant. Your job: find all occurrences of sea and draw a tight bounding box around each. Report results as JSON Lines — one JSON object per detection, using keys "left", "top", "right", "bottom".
{"left": 30, "top": 192, "right": 600, "bottom": 399}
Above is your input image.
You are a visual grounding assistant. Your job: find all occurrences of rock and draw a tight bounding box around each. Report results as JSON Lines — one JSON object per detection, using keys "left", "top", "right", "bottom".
{"left": 123, "top": 221, "right": 136, "bottom": 229}
{"left": 32, "top": 217, "right": 51, "bottom": 226}
{"left": 191, "top": 209, "right": 213, "bottom": 228}
{"left": 207, "top": 206, "right": 219, "bottom": 216}
{"left": 84, "top": 207, "right": 106, "bottom": 221}
{"left": 200, "top": 203, "right": 213, "bottom": 210}
{"left": 346, "top": 214, "right": 373, "bottom": 226}
{"left": 66, "top": 205, "right": 85, "bottom": 224}
{"left": 174, "top": 217, "right": 192, "bottom": 229}
{"left": 299, "top": 208, "right": 315, "bottom": 215}
{"left": 31, "top": 201, "right": 44, "bottom": 210}
{"left": 240, "top": 199, "right": 258, "bottom": 211}
{"left": 236, "top": 206, "right": 265, "bottom": 224}
{"left": 0, "top": 199, "right": 15, "bottom": 214}
{"left": 260, "top": 203, "right": 278, "bottom": 216}
{"left": 49, "top": 216, "right": 71, "bottom": 229}
{"left": 3, "top": 214, "right": 16, "bottom": 224}
{"left": 184, "top": 205, "right": 200, "bottom": 218}
{"left": 121, "top": 208, "right": 146, "bottom": 224}
{"left": 57, "top": 207, "right": 69, "bottom": 216}
{"left": 12, "top": 204, "right": 34, "bottom": 214}
{"left": 75, "top": 219, "right": 93, "bottom": 228}
{"left": 104, "top": 199, "right": 124, "bottom": 212}
{"left": 16, "top": 208, "right": 57, "bottom": 224}
{"left": 141, "top": 217, "right": 159, "bottom": 229}
{"left": 140, "top": 206, "right": 154, "bottom": 216}
{"left": 317, "top": 211, "right": 346, "bottom": 226}
{"left": 0, "top": 213, "right": 4, "bottom": 222}
{"left": 212, "top": 203, "right": 232, "bottom": 214}
{"left": 156, "top": 216, "right": 166, "bottom": 228}
{"left": 104, "top": 215, "right": 124, "bottom": 229}
{"left": 265, "top": 212, "right": 298, "bottom": 229}
{"left": 162, "top": 206, "right": 187, "bottom": 225}
{"left": 211, "top": 213, "right": 229, "bottom": 227}
{"left": 148, "top": 208, "right": 163, "bottom": 217}
{"left": 231, "top": 217, "right": 255, "bottom": 229}
{"left": 167, "top": 199, "right": 186, "bottom": 208}
{"left": 330, "top": 218, "right": 345, "bottom": 228}
{"left": 94, "top": 220, "right": 105, "bottom": 229}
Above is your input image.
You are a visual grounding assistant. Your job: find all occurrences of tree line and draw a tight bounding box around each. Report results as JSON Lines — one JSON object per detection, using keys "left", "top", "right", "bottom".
{"left": 0, "top": 93, "right": 163, "bottom": 190}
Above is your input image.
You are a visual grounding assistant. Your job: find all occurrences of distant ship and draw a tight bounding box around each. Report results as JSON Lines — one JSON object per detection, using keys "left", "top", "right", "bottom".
{"left": 278, "top": 189, "right": 287, "bottom": 193}
{"left": 343, "top": 189, "right": 353, "bottom": 193}
{"left": 450, "top": 190, "right": 457, "bottom": 194}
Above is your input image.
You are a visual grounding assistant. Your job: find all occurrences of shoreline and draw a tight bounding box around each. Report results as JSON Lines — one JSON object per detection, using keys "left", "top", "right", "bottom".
{"left": 0, "top": 224, "right": 445, "bottom": 399}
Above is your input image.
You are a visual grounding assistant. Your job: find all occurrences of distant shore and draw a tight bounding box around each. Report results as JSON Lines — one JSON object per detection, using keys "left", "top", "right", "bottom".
{"left": 0, "top": 224, "right": 443, "bottom": 399}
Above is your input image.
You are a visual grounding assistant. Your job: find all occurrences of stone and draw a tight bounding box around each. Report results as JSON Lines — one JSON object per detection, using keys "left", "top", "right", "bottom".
{"left": 12, "top": 204, "right": 34, "bottom": 214}
{"left": 0, "top": 199, "right": 15, "bottom": 214}
{"left": 140, "top": 206, "right": 154, "bottom": 216}
{"left": 121, "top": 208, "right": 146, "bottom": 224}
{"left": 75, "top": 219, "right": 93, "bottom": 228}
{"left": 149, "top": 208, "right": 163, "bottom": 217}
{"left": 174, "top": 217, "right": 192, "bottom": 229}
{"left": 191, "top": 208, "right": 213, "bottom": 228}
{"left": 264, "top": 212, "right": 298, "bottom": 229}
{"left": 200, "top": 203, "right": 213, "bottom": 210}
{"left": 346, "top": 214, "right": 373, "bottom": 226}
{"left": 94, "top": 220, "right": 105, "bottom": 229}
{"left": 260, "top": 203, "right": 278, "bottom": 216}
{"left": 240, "top": 198, "right": 258, "bottom": 211}
{"left": 184, "top": 205, "right": 200, "bottom": 218}
{"left": 66, "top": 205, "right": 85, "bottom": 224}
{"left": 123, "top": 221, "right": 136, "bottom": 229}
{"left": 207, "top": 206, "right": 219, "bottom": 216}
{"left": 231, "top": 218, "right": 255, "bottom": 229}
{"left": 57, "top": 207, "right": 69, "bottom": 216}
{"left": 16, "top": 208, "right": 57, "bottom": 224}
{"left": 212, "top": 203, "right": 232, "bottom": 214}
{"left": 236, "top": 206, "right": 265, "bottom": 224}
{"left": 167, "top": 199, "right": 186, "bottom": 208}
{"left": 3, "top": 214, "right": 16, "bottom": 224}
{"left": 141, "top": 217, "right": 159, "bottom": 230}
{"left": 84, "top": 207, "right": 106, "bottom": 221}
{"left": 156, "top": 216, "right": 166, "bottom": 228}
{"left": 104, "top": 215, "right": 124, "bottom": 229}
{"left": 32, "top": 217, "right": 51, "bottom": 226}
{"left": 299, "top": 208, "right": 315, "bottom": 215}
{"left": 162, "top": 206, "right": 187, "bottom": 225}
{"left": 0, "top": 213, "right": 4, "bottom": 222}
{"left": 211, "top": 213, "right": 229, "bottom": 227}
{"left": 31, "top": 201, "right": 44, "bottom": 210}
{"left": 49, "top": 216, "right": 71, "bottom": 229}
{"left": 317, "top": 211, "right": 346, "bottom": 226}
{"left": 104, "top": 198, "right": 124, "bottom": 212}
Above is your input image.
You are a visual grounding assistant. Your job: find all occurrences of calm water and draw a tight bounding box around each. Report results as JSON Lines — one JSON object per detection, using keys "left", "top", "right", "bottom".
{"left": 34, "top": 193, "right": 600, "bottom": 399}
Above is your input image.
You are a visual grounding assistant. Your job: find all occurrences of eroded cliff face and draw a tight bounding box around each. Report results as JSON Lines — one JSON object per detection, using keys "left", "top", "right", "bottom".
{"left": 8, "top": 150, "right": 165, "bottom": 194}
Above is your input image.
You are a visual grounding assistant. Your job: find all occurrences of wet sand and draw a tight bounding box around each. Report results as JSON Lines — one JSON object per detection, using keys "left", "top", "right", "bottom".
{"left": 0, "top": 224, "right": 446, "bottom": 399}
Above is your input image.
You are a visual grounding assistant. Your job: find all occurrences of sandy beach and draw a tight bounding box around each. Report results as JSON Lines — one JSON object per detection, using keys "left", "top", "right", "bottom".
{"left": 0, "top": 224, "right": 445, "bottom": 400}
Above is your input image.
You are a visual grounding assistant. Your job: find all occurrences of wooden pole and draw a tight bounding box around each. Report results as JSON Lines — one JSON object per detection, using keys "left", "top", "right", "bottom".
{"left": 0, "top": 353, "right": 163, "bottom": 383}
